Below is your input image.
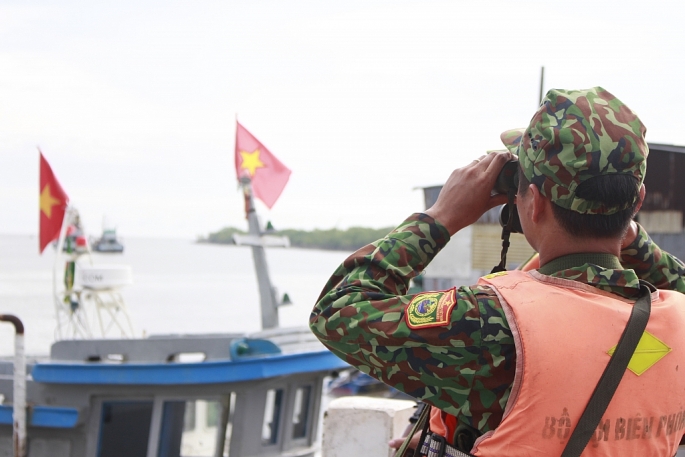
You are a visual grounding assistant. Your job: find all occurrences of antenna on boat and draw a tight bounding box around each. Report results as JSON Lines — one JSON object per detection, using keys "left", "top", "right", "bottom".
{"left": 52, "top": 205, "right": 134, "bottom": 340}
{"left": 53, "top": 205, "right": 92, "bottom": 339}
{"left": 235, "top": 177, "right": 290, "bottom": 330}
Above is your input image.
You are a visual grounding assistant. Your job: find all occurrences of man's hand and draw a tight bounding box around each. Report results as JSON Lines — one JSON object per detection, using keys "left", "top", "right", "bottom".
{"left": 621, "top": 185, "right": 646, "bottom": 251}
{"left": 425, "top": 151, "right": 515, "bottom": 235}
{"left": 388, "top": 429, "right": 423, "bottom": 452}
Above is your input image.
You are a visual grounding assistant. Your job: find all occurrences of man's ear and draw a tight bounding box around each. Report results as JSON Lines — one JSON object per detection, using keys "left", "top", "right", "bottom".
{"left": 530, "top": 184, "right": 547, "bottom": 223}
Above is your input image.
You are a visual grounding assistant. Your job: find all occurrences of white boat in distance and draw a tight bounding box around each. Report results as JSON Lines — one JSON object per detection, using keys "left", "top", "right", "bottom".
{"left": 91, "top": 228, "right": 125, "bottom": 253}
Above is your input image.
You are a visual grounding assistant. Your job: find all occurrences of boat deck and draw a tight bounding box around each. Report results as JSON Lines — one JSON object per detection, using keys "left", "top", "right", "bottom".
{"left": 0, "top": 328, "right": 348, "bottom": 457}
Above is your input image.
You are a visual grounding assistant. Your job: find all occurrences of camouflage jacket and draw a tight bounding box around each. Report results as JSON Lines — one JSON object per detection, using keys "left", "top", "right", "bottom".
{"left": 309, "top": 213, "right": 685, "bottom": 434}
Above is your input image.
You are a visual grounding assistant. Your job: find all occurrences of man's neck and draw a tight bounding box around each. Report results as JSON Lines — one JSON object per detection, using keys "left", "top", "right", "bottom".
{"left": 538, "top": 252, "right": 623, "bottom": 275}
{"left": 536, "top": 233, "right": 622, "bottom": 269}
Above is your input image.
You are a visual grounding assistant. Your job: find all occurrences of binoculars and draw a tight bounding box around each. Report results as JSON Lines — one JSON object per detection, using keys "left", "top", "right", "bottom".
{"left": 494, "top": 160, "right": 523, "bottom": 234}
{"left": 493, "top": 160, "right": 519, "bottom": 195}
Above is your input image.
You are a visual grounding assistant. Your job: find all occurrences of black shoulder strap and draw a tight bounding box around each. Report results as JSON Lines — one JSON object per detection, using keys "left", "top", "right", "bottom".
{"left": 560, "top": 281, "right": 653, "bottom": 457}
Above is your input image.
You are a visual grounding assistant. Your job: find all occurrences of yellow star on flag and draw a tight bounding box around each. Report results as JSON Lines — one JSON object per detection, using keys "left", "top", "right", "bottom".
{"left": 239, "top": 149, "right": 265, "bottom": 177}
{"left": 40, "top": 184, "right": 62, "bottom": 218}
{"left": 608, "top": 331, "right": 671, "bottom": 376}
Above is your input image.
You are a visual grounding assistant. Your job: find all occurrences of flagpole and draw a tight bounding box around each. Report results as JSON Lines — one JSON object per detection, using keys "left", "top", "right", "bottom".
{"left": 239, "top": 176, "right": 280, "bottom": 330}
{"left": 235, "top": 121, "right": 291, "bottom": 329}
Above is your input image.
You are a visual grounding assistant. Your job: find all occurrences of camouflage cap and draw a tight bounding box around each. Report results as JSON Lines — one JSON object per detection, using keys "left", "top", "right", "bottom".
{"left": 500, "top": 87, "right": 648, "bottom": 215}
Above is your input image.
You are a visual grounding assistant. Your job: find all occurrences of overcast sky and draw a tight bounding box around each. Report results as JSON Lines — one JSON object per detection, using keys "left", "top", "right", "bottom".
{"left": 2, "top": 0, "right": 684, "bottom": 239}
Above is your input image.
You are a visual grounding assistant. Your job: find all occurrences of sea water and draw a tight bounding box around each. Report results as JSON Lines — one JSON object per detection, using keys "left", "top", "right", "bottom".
{"left": 0, "top": 234, "right": 350, "bottom": 356}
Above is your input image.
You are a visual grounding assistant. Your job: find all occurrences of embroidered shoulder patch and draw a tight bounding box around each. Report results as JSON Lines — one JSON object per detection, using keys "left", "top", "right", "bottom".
{"left": 405, "top": 288, "right": 457, "bottom": 329}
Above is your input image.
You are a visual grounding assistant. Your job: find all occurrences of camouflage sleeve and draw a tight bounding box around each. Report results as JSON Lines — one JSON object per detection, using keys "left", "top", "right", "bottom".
{"left": 310, "top": 213, "right": 516, "bottom": 429}
{"left": 621, "top": 223, "right": 685, "bottom": 292}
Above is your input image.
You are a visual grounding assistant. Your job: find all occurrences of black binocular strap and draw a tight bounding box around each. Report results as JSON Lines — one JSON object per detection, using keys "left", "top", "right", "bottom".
{"left": 393, "top": 401, "right": 431, "bottom": 457}
{"left": 491, "top": 189, "right": 517, "bottom": 274}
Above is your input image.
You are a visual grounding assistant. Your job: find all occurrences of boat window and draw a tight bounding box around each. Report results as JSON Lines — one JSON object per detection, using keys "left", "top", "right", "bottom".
{"left": 292, "top": 385, "right": 312, "bottom": 439}
{"left": 105, "top": 354, "right": 125, "bottom": 363}
{"left": 261, "top": 388, "right": 284, "bottom": 445}
{"left": 158, "top": 396, "right": 235, "bottom": 457}
{"left": 183, "top": 401, "right": 196, "bottom": 431}
{"left": 166, "top": 352, "right": 207, "bottom": 363}
{"left": 98, "top": 401, "right": 153, "bottom": 457}
{"left": 86, "top": 354, "right": 126, "bottom": 363}
{"left": 207, "top": 400, "right": 221, "bottom": 427}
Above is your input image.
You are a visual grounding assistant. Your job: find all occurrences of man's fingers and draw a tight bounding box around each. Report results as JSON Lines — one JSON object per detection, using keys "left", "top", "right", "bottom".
{"left": 472, "top": 154, "right": 486, "bottom": 164}
{"left": 484, "top": 150, "right": 515, "bottom": 174}
{"left": 388, "top": 438, "right": 404, "bottom": 449}
{"left": 468, "top": 151, "right": 512, "bottom": 174}
{"left": 388, "top": 431, "right": 423, "bottom": 450}
{"left": 426, "top": 150, "right": 516, "bottom": 235}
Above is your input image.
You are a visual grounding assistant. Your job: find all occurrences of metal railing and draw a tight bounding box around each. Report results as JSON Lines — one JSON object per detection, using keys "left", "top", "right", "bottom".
{"left": 0, "top": 315, "right": 25, "bottom": 457}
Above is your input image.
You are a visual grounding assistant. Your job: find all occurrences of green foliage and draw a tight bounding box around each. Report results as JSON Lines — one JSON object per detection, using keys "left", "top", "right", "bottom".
{"left": 197, "top": 227, "right": 245, "bottom": 244}
{"left": 279, "top": 226, "right": 394, "bottom": 251}
{"left": 200, "top": 226, "right": 394, "bottom": 251}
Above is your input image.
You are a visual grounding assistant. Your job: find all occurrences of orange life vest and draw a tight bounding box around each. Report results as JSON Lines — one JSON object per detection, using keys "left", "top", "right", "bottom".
{"left": 429, "top": 407, "right": 458, "bottom": 441}
{"left": 456, "top": 270, "right": 685, "bottom": 456}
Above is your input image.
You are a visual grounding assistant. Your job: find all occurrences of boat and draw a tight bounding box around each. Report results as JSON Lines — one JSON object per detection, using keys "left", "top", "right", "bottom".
{"left": 327, "top": 370, "right": 413, "bottom": 401}
{"left": 0, "top": 167, "right": 349, "bottom": 456}
{"left": 91, "top": 228, "right": 124, "bottom": 253}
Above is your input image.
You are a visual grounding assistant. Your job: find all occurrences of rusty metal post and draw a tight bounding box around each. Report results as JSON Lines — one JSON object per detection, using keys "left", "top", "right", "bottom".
{"left": 0, "top": 315, "right": 26, "bottom": 457}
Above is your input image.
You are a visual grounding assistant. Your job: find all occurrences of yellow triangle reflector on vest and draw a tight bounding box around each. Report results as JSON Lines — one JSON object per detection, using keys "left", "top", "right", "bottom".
{"left": 607, "top": 331, "right": 671, "bottom": 376}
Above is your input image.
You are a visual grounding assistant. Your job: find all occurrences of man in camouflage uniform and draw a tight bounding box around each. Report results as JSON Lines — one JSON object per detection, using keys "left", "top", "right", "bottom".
{"left": 309, "top": 87, "right": 685, "bottom": 454}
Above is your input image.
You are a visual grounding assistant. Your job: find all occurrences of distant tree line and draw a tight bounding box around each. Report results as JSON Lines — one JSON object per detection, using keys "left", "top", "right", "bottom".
{"left": 198, "top": 225, "right": 394, "bottom": 251}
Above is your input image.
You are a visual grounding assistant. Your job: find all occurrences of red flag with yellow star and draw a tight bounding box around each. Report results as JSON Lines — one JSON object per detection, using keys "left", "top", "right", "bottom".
{"left": 235, "top": 121, "right": 291, "bottom": 209}
{"left": 39, "top": 151, "right": 69, "bottom": 253}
